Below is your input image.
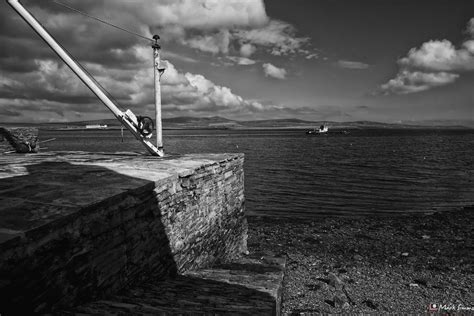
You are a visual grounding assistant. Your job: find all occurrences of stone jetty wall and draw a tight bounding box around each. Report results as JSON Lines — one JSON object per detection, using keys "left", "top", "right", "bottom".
{"left": 0, "top": 153, "right": 247, "bottom": 314}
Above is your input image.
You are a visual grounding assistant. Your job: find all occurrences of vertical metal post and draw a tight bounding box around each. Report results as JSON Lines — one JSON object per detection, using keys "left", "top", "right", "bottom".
{"left": 152, "top": 35, "right": 164, "bottom": 156}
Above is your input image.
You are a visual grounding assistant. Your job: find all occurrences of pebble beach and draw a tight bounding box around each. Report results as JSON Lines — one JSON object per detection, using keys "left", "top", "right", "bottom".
{"left": 248, "top": 207, "right": 473, "bottom": 314}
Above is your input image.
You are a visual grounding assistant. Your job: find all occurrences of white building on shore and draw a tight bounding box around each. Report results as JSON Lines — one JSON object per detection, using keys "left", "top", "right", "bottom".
{"left": 85, "top": 124, "right": 108, "bottom": 129}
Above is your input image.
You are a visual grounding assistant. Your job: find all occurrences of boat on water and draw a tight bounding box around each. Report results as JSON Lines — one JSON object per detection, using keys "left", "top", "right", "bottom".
{"left": 306, "top": 125, "right": 329, "bottom": 134}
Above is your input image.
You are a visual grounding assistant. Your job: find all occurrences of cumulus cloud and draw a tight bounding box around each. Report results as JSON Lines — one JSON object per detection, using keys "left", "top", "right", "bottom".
{"left": 467, "top": 18, "right": 474, "bottom": 37}
{"left": 119, "top": 0, "right": 269, "bottom": 32}
{"left": 337, "top": 60, "right": 370, "bottom": 69}
{"left": 235, "top": 20, "right": 310, "bottom": 56}
{"left": 0, "top": 48, "right": 285, "bottom": 122}
{"left": 103, "top": 0, "right": 315, "bottom": 59}
{"left": 0, "top": 59, "right": 96, "bottom": 104}
{"left": 0, "top": 0, "right": 319, "bottom": 122}
{"left": 380, "top": 18, "right": 474, "bottom": 94}
{"left": 160, "top": 61, "right": 265, "bottom": 113}
{"left": 159, "top": 63, "right": 318, "bottom": 120}
{"left": 380, "top": 71, "right": 459, "bottom": 94}
{"left": 464, "top": 40, "right": 474, "bottom": 54}
{"left": 182, "top": 30, "right": 231, "bottom": 54}
{"left": 262, "top": 63, "right": 287, "bottom": 79}
{"left": 2, "top": 0, "right": 315, "bottom": 63}
{"left": 162, "top": 51, "right": 199, "bottom": 63}
{"left": 305, "top": 53, "right": 319, "bottom": 60}
{"left": 0, "top": 98, "right": 108, "bottom": 122}
{"left": 399, "top": 40, "right": 474, "bottom": 72}
{"left": 226, "top": 56, "right": 257, "bottom": 65}
{"left": 0, "top": 51, "right": 317, "bottom": 122}
{"left": 240, "top": 43, "right": 257, "bottom": 57}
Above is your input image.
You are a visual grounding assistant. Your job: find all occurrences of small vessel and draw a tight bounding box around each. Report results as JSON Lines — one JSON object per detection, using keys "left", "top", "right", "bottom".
{"left": 306, "top": 125, "right": 329, "bottom": 134}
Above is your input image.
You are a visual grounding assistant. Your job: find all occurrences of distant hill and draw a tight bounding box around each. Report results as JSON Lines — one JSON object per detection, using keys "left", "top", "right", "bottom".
{"left": 163, "top": 116, "right": 241, "bottom": 129}
{"left": 1, "top": 116, "right": 473, "bottom": 130}
{"left": 238, "top": 118, "right": 315, "bottom": 128}
{"left": 400, "top": 119, "right": 474, "bottom": 129}
{"left": 164, "top": 116, "right": 233, "bottom": 124}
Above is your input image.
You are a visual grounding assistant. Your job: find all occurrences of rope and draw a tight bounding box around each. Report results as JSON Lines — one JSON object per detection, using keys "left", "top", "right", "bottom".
{"left": 51, "top": 0, "right": 154, "bottom": 42}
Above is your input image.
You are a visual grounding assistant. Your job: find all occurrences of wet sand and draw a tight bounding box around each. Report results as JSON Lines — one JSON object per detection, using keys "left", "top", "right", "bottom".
{"left": 248, "top": 207, "right": 473, "bottom": 314}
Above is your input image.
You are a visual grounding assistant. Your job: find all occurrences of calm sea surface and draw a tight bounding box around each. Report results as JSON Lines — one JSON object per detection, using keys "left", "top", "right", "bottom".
{"left": 40, "top": 128, "right": 474, "bottom": 217}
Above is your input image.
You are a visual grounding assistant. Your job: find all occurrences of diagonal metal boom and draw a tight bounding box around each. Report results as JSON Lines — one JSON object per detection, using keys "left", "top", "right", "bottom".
{"left": 6, "top": 0, "right": 163, "bottom": 157}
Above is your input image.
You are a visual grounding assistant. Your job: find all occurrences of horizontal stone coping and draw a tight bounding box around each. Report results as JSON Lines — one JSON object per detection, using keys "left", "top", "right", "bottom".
{"left": 0, "top": 151, "right": 244, "bottom": 246}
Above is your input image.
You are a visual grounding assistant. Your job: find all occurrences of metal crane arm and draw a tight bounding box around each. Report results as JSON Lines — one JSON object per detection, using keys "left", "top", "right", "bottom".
{"left": 6, "top": 0, "right": 163, "bottom": 156}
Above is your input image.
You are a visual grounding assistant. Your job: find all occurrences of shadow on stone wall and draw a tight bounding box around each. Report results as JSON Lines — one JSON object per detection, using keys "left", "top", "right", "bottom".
{"left": 1, "top": 160, "right": 275, "bottom": 315}
{"left": 0, "top": 161, "right": 178, "bottom": 314}
{"left": 74, "top": 272, "right": 277, "bottom": 315}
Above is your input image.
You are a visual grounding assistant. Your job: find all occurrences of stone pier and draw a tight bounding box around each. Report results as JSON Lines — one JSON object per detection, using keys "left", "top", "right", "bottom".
{"left": 0, "top": 152, "right": 285, "bottom": 315}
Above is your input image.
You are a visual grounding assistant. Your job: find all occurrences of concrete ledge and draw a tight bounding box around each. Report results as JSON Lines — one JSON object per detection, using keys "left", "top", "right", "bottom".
{"left": 0, "top": 152, "right": 247, "bottom": 314}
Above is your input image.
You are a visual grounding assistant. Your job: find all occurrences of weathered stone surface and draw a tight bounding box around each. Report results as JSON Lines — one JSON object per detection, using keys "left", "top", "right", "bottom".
{"left": 0, "top": 127, "right": 39, "bottom": 153}
{"left": 0, "top": 152, "right": 247, "bottom": 314}
{"left": 64, "top": 253, "right": 286, "bottom": 315}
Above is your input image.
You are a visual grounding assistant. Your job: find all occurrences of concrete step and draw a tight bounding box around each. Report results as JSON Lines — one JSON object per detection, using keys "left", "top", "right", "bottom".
{"left": 63, "top": 253, "right": 286, "bottom": 315}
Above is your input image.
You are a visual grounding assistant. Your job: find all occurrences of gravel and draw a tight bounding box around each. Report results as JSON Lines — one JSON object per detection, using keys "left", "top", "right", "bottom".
{"left": 247, "top": 207, "right": 473, "bottom": 314}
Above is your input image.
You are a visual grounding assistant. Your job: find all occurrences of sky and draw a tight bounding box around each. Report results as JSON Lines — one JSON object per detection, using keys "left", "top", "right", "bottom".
{"left": 0, "top": 0, "right": 473, "bottom": 123}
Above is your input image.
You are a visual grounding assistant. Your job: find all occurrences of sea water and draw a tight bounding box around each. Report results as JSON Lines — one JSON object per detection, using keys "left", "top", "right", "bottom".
{"left": 40, "top": 128, "right": 474, "bottom": 217}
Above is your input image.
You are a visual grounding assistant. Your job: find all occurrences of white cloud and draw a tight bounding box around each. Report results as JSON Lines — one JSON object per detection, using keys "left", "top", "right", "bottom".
{"left": 467, "top": 18, "right": 474, "bottom": 37}
{"left": 0, "top": 59, "right": 95, "bottom": 102}
{"left": 186, "top": 73, "right": 243, "bottom": 108}
{"left": 182, "top": 30, "right": 231, "bottom": 54}
{"left": 240, "top": 43, "right": 257, "bottom": 57}
{"left": 305, "top": 53, "right": 319, "bottom": 60}
{"left": 0, "top": 0, "right": 320, "bottom": 122}
{"left": 0, "top": 98, "right": 109, "bottom": 122}
{"left": 337, "top": 60, "right": 370, "bottom": 69}
{"left": 162, "top": 51, "right": 198, "bottom": 63}
{"left": 380, "top": 18, "right": 474, "bottom": 94}
{"left": 235, "top": 20, "right": 310, "bottom": 56}
{"left": 106, "top": 0, "right": 310, "bottom": 58}
{"left": 227, "top": 56, "right": 257, "bottom": 65}
{"left": 0, "top": 37, "right": 316, "bottom": 123}
{"left": 101, "top": 1, "right": 316, "bottom": 59}
{"left": 0, "top": 55, "right": 269, "bottom": 120}
{"left": 36, "top": 60, "right": 91, "bottom": 95}
{"left": 5, "top": 0, "right": 315, "bottom": 70}
{"left": 380, "top": 71, "right": 459, "bottom": 94}
{"left": 161, "top": 61, "right": 266, "bottom": 113}
{"left": 161, "top": 61, "right": 188, "bottom": 86}
{"left": 30, "top": 0, "right": 312, "bottom": 59}
{"left": 464, "top": 40, "right": 474, "bottom": 54}
{"left": 113, "top": 0, "right": 269, "bottom": 31}
{"left": 262, "top": 63, "right": 287, "bottom": 79}
{"left": 399, "top": 40, "right": 474, "bottom": 72}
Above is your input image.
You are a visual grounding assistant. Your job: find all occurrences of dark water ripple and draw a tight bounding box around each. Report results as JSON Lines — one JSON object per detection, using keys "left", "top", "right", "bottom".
{"left": 40, "top": 128, "right": 474, "bottom": 217}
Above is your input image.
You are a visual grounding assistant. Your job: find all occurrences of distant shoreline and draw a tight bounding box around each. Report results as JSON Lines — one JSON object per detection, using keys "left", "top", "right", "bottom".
{"left": 2, "top": 116, "right": 474, "bottom": 130}
{"left": 25, "top": 125, "right": 474, "bottom": 132}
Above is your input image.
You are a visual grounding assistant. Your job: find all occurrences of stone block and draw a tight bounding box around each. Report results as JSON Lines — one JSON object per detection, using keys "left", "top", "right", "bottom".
{"left": 0, "top": 152, "right": 246, "bottom": 314}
